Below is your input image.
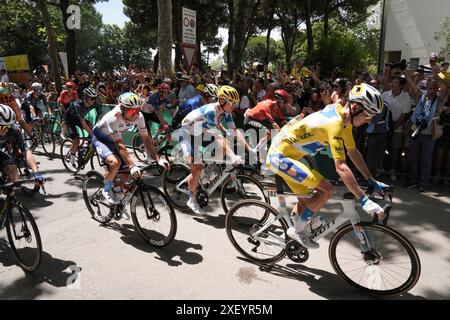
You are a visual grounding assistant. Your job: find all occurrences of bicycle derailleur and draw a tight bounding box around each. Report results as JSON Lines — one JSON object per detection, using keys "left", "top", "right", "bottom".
{"left": 286, "top": 240, "right": 309, "bottom": 263}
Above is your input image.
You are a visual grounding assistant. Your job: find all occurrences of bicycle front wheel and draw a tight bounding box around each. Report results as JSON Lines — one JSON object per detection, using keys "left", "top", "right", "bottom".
{"left": 220, "top": 174, "right": 269, "bottom": 214}
{"left": 6, "top": 203, "right": 42, "bottom": 272}
{"left": 60, "top": 138, "right": 80, "bottom": 173}
{"left": 225, "top": 199, "right": 287, "bottom": 263}
{"left": 41, "top": 126, "right": 55, "bottom": 155}
{"left": 329, "top": 223, "right": 421, "bottom": 297}
{"left": 131, "top": 184, "right": 177, "bottom": 247}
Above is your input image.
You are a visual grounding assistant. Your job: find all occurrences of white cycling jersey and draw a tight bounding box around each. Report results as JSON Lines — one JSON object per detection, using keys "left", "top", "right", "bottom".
{"left": 94, "top": 105, "right": 148, "bottom": 140}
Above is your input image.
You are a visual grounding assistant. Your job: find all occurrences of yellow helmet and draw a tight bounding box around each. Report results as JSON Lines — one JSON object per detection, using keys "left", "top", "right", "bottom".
{"left": 217, "top": 85, "right": 240, "bottom": 105}
{"left": 195, "top": 84, "right": 206, "bottom": 93}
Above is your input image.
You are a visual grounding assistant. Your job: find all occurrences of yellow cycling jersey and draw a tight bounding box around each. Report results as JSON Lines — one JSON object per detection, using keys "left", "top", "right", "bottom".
{"left": 270, "top": 103, "right": 356, "bottom": 161}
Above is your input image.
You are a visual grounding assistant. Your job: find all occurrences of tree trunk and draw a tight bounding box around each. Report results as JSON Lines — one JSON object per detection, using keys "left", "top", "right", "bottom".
{"left": 264, "top": 2, "right": 276, "bottom": 66}
{"left": 226, "top": 0, "right": 235, "bottom": 76}
{"left": 59, "top": 0, "right": 76, "bottom": 77}
{"left": 38, "top": 0, "right": 62, "bottom": 92}
{"left": 172, "top": 0, "right": 183, "bottom": 72}
{"left": 157, "top": 0, "right": 173, "bottom": 78}
{"left": 323, "top": 0, "right": 330, "bottom": 38}
{"left": 229, "top": 0, "right": 250, "bottom": 74}
{"left": 304, "top": 0, "right": 313, "bottom": 55}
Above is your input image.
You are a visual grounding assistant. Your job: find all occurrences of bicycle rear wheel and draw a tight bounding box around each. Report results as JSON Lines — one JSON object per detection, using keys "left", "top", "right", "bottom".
{"left": 162, "top": 163, "right": 191, "bottom": 210}
{"left": 329, "top": 223, "right": 421, "bottom": 296}
{"left": 82, "top": 170, "right": 112, "bottom": 223}
{"left": 131, "top": 184, "right": 177, "bottom": 247}
{"left": 225, "top": 199, "right": 287, "bottom": 263}
{"left": 220, "top": 174, "right": 269, "bottom": 214}
{"left": 5, "top": 203, "right": 42, "bottom": 272}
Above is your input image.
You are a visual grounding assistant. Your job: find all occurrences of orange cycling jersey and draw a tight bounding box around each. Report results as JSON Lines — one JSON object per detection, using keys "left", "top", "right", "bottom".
{"left": 245, "top": 99, "right": 285, "bottom": 123}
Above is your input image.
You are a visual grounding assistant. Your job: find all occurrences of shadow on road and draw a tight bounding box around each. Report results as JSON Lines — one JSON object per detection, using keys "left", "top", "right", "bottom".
{"left": 0, "top": 238, "right": 80, "bottom": 299}
{"left": 236, "top": 257, "right": 429, "bottom": 300}
{"left": 100, "top": 222, "right": 203, "bottom": 267}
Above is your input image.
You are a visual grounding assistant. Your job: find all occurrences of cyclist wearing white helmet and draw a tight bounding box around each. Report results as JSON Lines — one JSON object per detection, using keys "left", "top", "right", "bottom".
{"left": 21, "top": 82, "right": 52, "bottom": 124}
{"left": 92, "top": 92, "right": 170, "bottom": 217}
{"left": 0, "top": 104, "right": 44, "bottom": 185}
{"left": 267, "top": 83, "right": 389, "bottom": 249}
{"left": 0, "top": 104, "right": 21, "bottom": 184}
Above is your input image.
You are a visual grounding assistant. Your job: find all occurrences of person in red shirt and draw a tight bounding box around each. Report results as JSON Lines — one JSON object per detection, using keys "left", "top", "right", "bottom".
{"left": 57, "top": 82, "right": 79, "bottom": 114}
{"left": 244, "top": 89, "right": 290, "bottom": 155}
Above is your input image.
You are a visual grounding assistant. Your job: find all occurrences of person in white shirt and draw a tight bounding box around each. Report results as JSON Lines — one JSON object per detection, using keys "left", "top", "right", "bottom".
{"left": 0, "top": 70, "right": 9, "bottom": 83}
{"left": 382, "top": 76, "right": 412, "bottom": 181}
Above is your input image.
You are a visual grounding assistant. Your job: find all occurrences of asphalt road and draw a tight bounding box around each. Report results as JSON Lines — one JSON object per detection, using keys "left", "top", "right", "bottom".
{"left": 0, "top": 149, "right": 449, "bottom": 300}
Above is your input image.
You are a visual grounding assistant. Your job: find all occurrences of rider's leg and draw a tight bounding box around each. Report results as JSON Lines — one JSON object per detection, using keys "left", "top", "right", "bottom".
{"left": 188, "top": 162, "right": 203, "bottom": 197}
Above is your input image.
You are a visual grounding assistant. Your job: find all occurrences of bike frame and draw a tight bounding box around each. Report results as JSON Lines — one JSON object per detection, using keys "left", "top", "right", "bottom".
{"left": 174, "top": 162, "right": 241, "bottom": 198}
{"left": 251, "top": 186, "right": 378, "bottom": 253}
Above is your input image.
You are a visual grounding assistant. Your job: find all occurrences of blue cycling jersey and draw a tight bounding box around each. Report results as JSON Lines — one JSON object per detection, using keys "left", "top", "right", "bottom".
{"left": 141, "top": 93, "right": 169, "bottom": 114}
{"left": 181, "top": 102, "right": 235, "bottom": 136}
{"left": 178, "top": 95, "right": 203, "bottom": 112}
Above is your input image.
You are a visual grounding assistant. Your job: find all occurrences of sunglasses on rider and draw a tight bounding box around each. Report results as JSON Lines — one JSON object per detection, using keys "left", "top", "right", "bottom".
{"left": 123, "top": 108, "right": 140, "bottom": 118}
{"left": 0, "top": 125, "right": 11, "bottom": 131}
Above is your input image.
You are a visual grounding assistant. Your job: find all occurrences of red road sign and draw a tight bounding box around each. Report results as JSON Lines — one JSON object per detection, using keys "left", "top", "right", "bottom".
{"left": 180, "top": 42, "right": 198, "bottom": 72}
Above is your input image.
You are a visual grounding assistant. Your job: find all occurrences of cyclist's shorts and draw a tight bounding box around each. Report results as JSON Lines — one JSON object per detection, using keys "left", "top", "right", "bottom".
{"left": 22, "top": 106, "right": 42, "bottom": 124}
{"left": 0, "top": 149, "right": 16, "bottom": 171}
{"left": 244, "top": 117, "right": 276, "bottom": 131}
{"left": 7, "top": 128, "right": 27, "bottom": 153}
{"left": 92, "top": 135, "right": 128, "bottom": 171}
{"left": 64, "top": 118, "right": 91, "bottom": 140}
{"left": 266, "top": 151, "right": 323, "bottom": 195}
{"left": 177, "top": 128, "right": 216, "bottom": 162}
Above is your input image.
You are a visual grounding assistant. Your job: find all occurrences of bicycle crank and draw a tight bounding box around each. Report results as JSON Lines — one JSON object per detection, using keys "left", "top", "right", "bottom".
{"left": 286, "top": 240, "right": 309, "bottom": 263}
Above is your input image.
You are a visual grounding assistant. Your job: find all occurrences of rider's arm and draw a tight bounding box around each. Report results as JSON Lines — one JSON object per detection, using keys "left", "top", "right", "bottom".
{"left": 79, "top": 118, "right": 93, "bottom": 135}
{"left": 114, "top": 138, "right": 135, "bottom": 168}
{"left": 335, "top": 160, "right": 365, "bottom": 199}
{"left": 347, "top": 148, "right": 373, "bottom": 181}
{"left": 141, "top": 131, "right": 159, "bottom": 161}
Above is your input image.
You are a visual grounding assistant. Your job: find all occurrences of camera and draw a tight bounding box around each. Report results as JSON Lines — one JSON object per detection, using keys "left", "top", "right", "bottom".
{"left": 385, "top": 59, "right": 407, "bottom": 71}
{"left": 410, "top": 120, "right": 428, "bottom": 140}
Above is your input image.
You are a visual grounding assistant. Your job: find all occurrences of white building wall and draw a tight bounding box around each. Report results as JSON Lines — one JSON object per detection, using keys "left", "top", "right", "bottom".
{"left": 384, "top": 0, "right": 450, "bottom": 65}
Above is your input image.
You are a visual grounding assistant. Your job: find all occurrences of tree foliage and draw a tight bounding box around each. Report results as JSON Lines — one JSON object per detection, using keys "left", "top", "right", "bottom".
{"left": 435, "top": 16, "right": 450, "bottom": 60}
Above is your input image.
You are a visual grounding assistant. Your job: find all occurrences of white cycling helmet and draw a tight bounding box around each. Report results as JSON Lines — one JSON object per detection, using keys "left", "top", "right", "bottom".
{"left": 118, "top": 92, "right": 142, "bottom": 109}
{"left": 348, "top": 83, "right": 384, "bottom": 115}
{"left": 0, "top": 104, "right": 16, "bottom": 126}
{"left": 31, "top": 82, "right": 43, "bottom": 91}
{"left": 204, "top": 83, "right": 219, "bottom": 98}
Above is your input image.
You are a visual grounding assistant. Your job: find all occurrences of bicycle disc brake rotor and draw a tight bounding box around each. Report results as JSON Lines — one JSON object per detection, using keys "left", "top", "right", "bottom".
{"left": 363, "top": 249, "right": 382, "bottom": 265}
{"left": 286, "top": 240, "right": 309, "bottom": 263}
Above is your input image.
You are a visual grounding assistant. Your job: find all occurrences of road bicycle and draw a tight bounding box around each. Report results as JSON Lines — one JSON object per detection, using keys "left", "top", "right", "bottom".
{"left": 225, "top": 176, "right": 421, "bottom": 296}
{"left": 132, "top": 126, "right": 174, "bottom": 163}
{"left": 162, "top": 157, "right": 269, "bottom": 214}
{"left": 82, "top": 163, "right": 176, "bottom": 247}
{"left": 0, "top": 179, "right": 42, "bottom": 272}
{"left": 1, "top": 138, "right": 45, "bottom": 197}
{"left": 60, "top": 136, "right": 103, "bottom": 174}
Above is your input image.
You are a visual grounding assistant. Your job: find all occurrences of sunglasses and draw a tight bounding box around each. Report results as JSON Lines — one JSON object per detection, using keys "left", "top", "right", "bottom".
{"left": 123, "top": 108, "right": 140, "bottom": 118}
{"left": 0, "top": 125, "right": 11, "bottom": 131}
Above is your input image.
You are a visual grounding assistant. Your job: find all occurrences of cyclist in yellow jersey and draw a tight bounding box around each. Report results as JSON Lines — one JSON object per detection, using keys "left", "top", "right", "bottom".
{"left": 267, "top": 83, "right": 389, "bottom": 249}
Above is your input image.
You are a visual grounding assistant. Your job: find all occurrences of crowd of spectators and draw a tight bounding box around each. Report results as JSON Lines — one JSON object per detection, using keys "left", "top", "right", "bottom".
{"left": 2, "top": 52, "right": 450, "bottom": 191}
